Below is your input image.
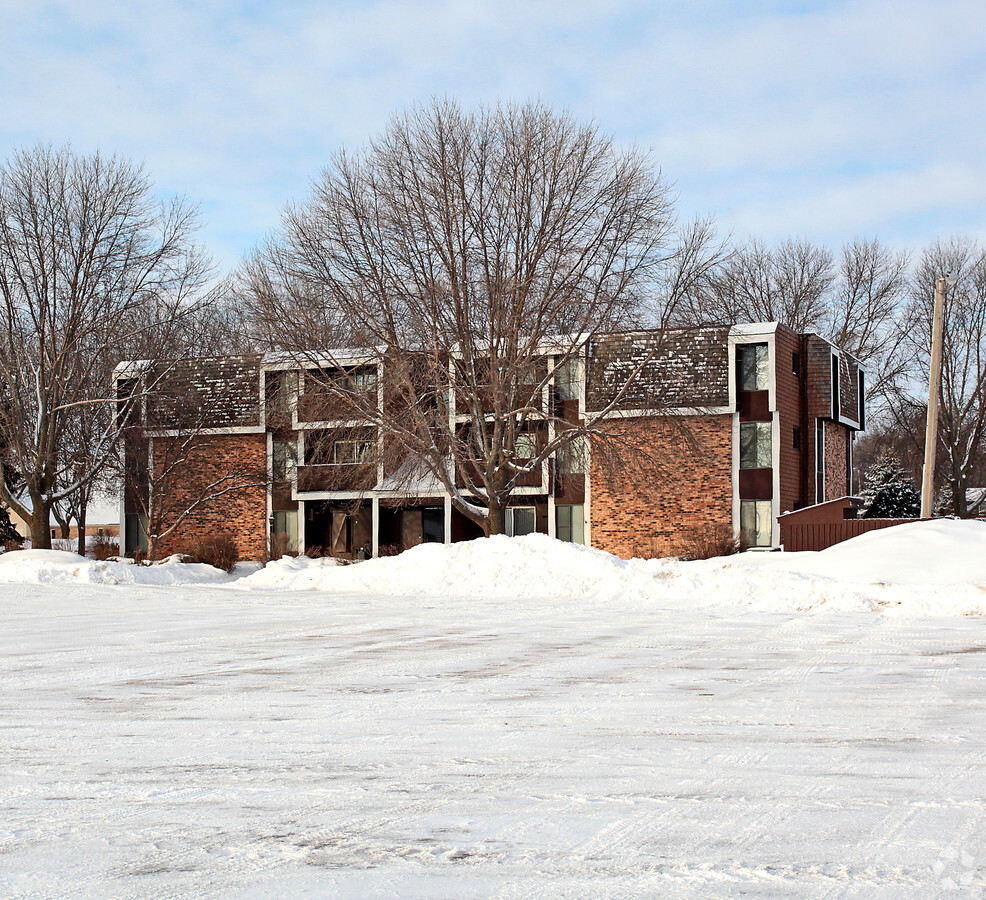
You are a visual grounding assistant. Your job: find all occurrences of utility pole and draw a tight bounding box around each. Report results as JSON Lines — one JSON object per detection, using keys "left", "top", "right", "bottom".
{"left": 920, "top": 275, "right": 953, "bottom": 518}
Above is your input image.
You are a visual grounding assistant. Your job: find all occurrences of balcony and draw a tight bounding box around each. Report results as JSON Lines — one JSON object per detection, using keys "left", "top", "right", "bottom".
{"left": 296, "top": 463, "right": 377, "bottom": 493}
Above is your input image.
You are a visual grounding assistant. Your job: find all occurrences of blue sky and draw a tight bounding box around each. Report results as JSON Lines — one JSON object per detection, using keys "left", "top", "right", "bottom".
{"left": 2, "top": 0, "right": 985, "bottom": 270}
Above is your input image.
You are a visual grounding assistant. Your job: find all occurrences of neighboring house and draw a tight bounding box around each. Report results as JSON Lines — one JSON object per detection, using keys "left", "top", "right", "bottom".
{"left": 118, "top": 323, "right": 864, "bottom": 560}
{"left": 3, "top": 508, "right": 118, "bottom": 546}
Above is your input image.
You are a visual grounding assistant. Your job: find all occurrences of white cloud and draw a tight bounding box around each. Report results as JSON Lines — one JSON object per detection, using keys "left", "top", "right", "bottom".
{"left": 1, "top": 0, "right": 985, "bottom": 268}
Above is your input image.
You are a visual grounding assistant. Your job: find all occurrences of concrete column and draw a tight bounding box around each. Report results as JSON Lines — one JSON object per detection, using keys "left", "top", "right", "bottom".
{"left": 297, "top": 501, "right": 306, "bottom": 554}
{"left": 372, "top": 496, "right": 380, "bottom": 558}
{"left": 444, "top": 495, "right": 452, "bottom": 544}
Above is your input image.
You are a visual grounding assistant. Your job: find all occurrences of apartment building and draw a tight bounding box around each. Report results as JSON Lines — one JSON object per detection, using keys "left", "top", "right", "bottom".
{"left": 119, "top": 322, "right": 864, "bottom": 560}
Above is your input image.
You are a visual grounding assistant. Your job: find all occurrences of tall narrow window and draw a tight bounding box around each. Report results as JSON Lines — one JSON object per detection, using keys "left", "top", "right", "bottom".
{"left": 831, "top": 354, "right": 841, "bottom": 419}
{"left": 738, "top": 343, "right": 769, "bottom": 391}
{"left": 740, "top": 499, "right": 772, "bottom": 547}
{"left": 858, "top": 370, "right": 865, "bottom": 429}
{"left": 272, "top": 440, "right": 298, "bottom": 480}
{"left": 272, "top": 510, "right": 300, "bottom": 553}
{"left": 554, "top": 359, "right": 579, "bottom": 401}
{"left": 740, "top": 422, "right": 772, "bottom": 469}
{"left": 557, "top": 436, "right": 586, "bottom": 475}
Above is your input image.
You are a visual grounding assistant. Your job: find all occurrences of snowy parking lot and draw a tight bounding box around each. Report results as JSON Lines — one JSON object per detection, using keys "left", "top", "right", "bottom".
{"left": 2, "top": 523, "right": 986, "bottom": 898}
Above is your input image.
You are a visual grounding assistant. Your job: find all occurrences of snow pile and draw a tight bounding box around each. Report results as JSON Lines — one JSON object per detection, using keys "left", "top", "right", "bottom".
{"left": 238, "top": 521, "right": 986, "bottom": 616}
{"left": 670, "top": 520, "right": 986, "bottom": 615}
{"left": 0, "top": 549, "right": 232, "bottom": 586}
{"left": 237, "top": 553, "right": 341, "bottom": 590}
{"left": 238, "top": 533, "right": 676, "bottom": 602}
{"left": 1, "top": 520, "right": 984, "bottom": 615}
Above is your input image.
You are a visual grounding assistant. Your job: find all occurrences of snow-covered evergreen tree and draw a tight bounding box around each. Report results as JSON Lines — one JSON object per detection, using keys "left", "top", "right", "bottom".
{"left": 860, "top": 450, "right": 920, "bottom": 518}
{"left": 934, "top": 484, "right": 954, "bottom": 518}
{"left": 0, "top": 505, "right": 20, "bottom": 544}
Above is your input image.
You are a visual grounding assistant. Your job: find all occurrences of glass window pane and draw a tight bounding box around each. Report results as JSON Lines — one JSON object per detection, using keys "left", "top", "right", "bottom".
{"left": 740, "top": 499, "right": 772, "bottom": 547}
{"left": 273, "top": 441, "right": 297, "bottom": 480}
{"left": 571, "top": 504, "right": 584, "bottom": 544}
{"left": 515, "top": 433, "right": 536, "bottom": 459}
{"left": 557, "top": 436, "right": 586, "bottom": 475}
{"left": 555, "top": 359, "right": 579, "bottom": 401}
{"left": 556, "top": 504, "right": 572, "bottom": 542}
{"left": 511, "top": 507, "right": 536, "bottom": 536}
{"left": 740, "top": 422, "right": 771, "bottom": 469}
{"left": 273, "top": 510, "right": 299, "bottom": 553}
{"left": 739, "top": 344, "right": 769, "bottom": 391}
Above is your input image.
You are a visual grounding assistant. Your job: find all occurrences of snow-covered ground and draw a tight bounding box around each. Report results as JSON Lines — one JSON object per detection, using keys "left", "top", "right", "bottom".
{"left": 2, "top": 521, "right": 986, "bottom": 897}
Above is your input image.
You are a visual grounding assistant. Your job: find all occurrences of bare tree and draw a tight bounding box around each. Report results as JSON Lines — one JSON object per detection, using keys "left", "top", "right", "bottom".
{"left": 243, "top": 100, "right": 693, "bottom": 535}
{"left": 824, "top": 238, "right": 910, "bottom": 406}
{"left": 0, "top": 145, "right": 211, "bottom": 547}
{"left": 889, "top": 237, "right": 986, "bottom": 517}
{"left": 697, "top": 238, "right": 835, "bottom": 333}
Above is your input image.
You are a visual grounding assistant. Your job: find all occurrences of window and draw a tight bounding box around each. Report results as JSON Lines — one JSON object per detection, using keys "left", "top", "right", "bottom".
{"left": 554, "top": 359, "right": 579, "bottom": 401}
{"left": 272, "top": 440, "right": 298, "bottom": 480}
{"left": 858, "top": 370, "right": 865, "bottom": 429}
{"left": 792, "top": 351, "right": 801, "bottom": 377}
{"left": 333, "top": 440, "right": 374, "bottom": 464}
{"left": 557, "top": 436, "right": 586, "bottom": 475}
{"left": 740, "top": 499, "right": 772, "bottom": 547}
{"left": 348, "top": 370, "right": 377, "bottom": 394}
{"left": 515, "top": 433, "right": 536, "bottom": 459}
{"left": 508, "top": 507, "right": 536, "bottom": 537}
{"left": 831, "top": 354, "right": 841, "bottom": 418}
{"left": 737, "top": 343, "right": 769, "bottom": 391}
{"left": 793, "top": 426, "right": 801, "bottom": 451}
{"left": 555, "top": 504, "right": 585, "bottom": 544}
{"left": 272, "top": 510, "right": 300, "bottom": 553}
{"left": 269, "top": 370, "right": 299, "bottom": 413}
{"left": 740, "top": 422, "right": 772, "bottom": 469}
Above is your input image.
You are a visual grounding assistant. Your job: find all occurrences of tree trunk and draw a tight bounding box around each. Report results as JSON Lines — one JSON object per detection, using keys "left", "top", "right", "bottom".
{"left": 76, "top": 501, "right": 88, "bottom": 556}
{"left": 28, "top": 502, "right": 52, "bottom": 550}
{"left": 485, "top": 500, "right": 506, "bottom": 536}
{"left": 953, "top": 473, "right": 968, "bottom": 517}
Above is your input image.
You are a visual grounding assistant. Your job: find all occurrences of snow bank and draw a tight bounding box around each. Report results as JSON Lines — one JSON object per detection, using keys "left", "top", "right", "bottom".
{"left": 667, "top": 520, "right": 986, "bottom": 615}
{"left": 2, "top": 520, "right": 984, "bottom": 615}
{"left": 238, "top": 534, "right": 675, "bottom": 602}
{"left": 239, "top": 521, "right": 986, "bottom": 616}
{"left": 0, "top": 549, "right": 232, "bottom": 586}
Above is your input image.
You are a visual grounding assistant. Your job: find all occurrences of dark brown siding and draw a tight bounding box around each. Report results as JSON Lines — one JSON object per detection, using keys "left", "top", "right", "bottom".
{"left": 774, "top": 326, "right": 804, "bottom": 513}
{"left": 781, "top": 518, "right": 927, "bottom": 552}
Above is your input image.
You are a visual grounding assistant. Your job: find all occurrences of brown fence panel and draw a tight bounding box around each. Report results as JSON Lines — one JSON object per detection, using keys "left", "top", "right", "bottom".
{"left": 780, "top": 518, "right": 928, "bottom": 552}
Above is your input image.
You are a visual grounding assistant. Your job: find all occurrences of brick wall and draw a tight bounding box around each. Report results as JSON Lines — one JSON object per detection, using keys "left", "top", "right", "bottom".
{"left": 590, "top": 414, "right": 733, "bottom": 559}
{"left": 823, "top": 421, "right": 849, "bottom": 500}
{"left": 153, "top": 433, "right": 268, "bottom": 561}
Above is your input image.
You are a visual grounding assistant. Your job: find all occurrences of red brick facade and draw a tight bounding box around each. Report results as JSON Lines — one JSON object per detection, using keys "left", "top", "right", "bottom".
{"left": 153, "top": 433, "right": 268, "bottom": 561}
{"left": 590, "top": 415, "right": 733, "bottom": 559}
{"left": 122, "top": 323, "right": 865, "bottom": 563}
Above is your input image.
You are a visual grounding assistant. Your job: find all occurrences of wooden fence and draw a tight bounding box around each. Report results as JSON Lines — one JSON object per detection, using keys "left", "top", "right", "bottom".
{"left": 779, "top": 517, "right": 927, "bottom": 553}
